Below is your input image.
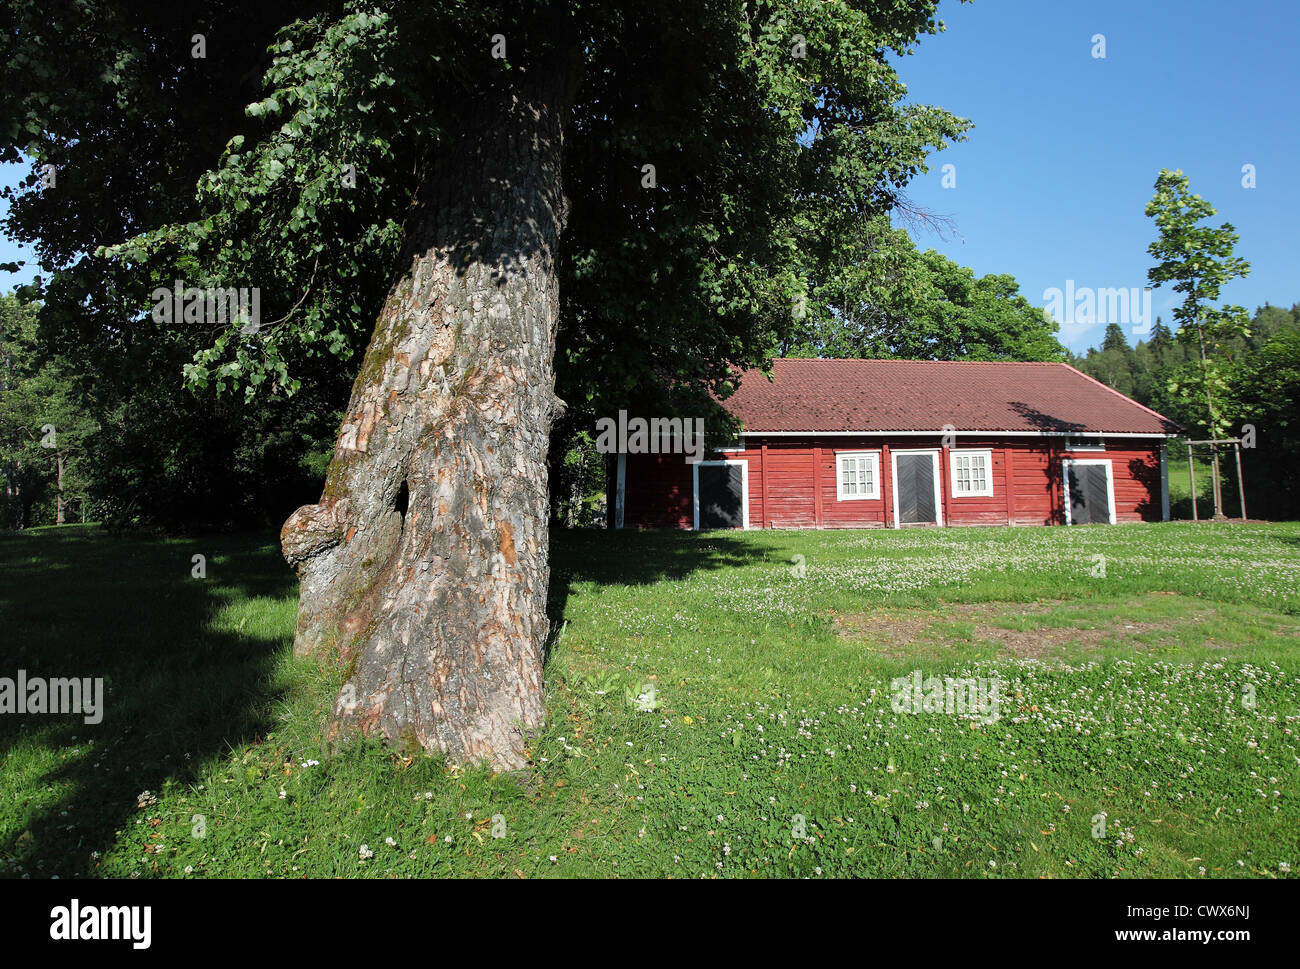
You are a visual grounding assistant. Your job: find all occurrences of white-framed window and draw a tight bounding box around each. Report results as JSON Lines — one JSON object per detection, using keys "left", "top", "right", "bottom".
{"left": 836, "top": 451, "right": 880, "bottom": 501}
{"left": 1065, "top": 436, "right": 1105, "bottom": 451}
{"left": 950, "top": 449, "right": 993, "bottom": 497}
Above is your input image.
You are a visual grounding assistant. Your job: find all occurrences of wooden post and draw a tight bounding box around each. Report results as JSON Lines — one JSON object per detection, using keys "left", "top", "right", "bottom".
{"left": 1159, "top": 443, "right": 1170, "bottom": 522}
{"left": 1210, "top": 442, "right": 1224, "bottom": 519}
{"left": 1052, "top": 446, "right": 1065, "bottom": 525}
{"left": 1003, "top": 447, "right": 1016, "bottom": 525}
{"left": 760, "top": 441, "right": 770, "bottom": 529}
{"left": 1234, "top": 441, "right": 1247, "bottom": 520}
{"left": 1186, "top": 441, "right": 1198, "bottom": 521}
{"left": 938, "top": 444, "right": 952, "bottom": 526}
{"left": 881, "top": 443, "right": 892, "bottom": 527}
{"left": 812, "top": 446, "right": 823, "bottom": 527}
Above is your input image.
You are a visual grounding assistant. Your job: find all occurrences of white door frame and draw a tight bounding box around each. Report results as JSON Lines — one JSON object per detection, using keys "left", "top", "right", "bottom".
{"left": 692, "top": 459, "right": 750, "bottom": 530}
{"left": 891, "top": 448, "right": 944, "bottom": 528}
{"left": 1159, "top": 444, "right": 1170, "bottom": 521}
{"left": 1062, "top": 458, "right": 1117, "bottom": 525}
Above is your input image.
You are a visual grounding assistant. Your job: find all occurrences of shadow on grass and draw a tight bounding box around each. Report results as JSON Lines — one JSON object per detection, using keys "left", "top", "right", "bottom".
{"left": 544, "top": 527, "right": 768, "bottom": 656}
{"left": 0, "top": 524, "right": 763, "bottom": 876}
{"left": 0, "top": 525, "right": 295, "bottom": 878}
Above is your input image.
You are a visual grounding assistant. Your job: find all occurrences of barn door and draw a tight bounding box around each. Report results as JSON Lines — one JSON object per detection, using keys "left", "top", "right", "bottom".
{"left": 893, "top": 450, "right": 941, "bottom": 525}
{"left": 1066, "top": 461, "right": 1113, "bottom": 524}
{"left": 694, "top": 461, "right": 748, "bottom": 530}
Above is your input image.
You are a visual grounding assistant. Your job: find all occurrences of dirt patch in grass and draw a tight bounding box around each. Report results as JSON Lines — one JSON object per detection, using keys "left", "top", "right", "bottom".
{"left": 832, "top": 596, "right": 1227, "bottom": 660}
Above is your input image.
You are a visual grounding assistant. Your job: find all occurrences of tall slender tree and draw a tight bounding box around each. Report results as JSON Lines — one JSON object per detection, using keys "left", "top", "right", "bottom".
{"left": 1146, "top": 169, "right": 1251, "bottom": 519}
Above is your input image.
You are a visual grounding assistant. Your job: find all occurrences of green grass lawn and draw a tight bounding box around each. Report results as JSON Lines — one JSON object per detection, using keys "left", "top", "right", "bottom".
{"left": 2, "top": 521, "right": 1297, "bottom": 879}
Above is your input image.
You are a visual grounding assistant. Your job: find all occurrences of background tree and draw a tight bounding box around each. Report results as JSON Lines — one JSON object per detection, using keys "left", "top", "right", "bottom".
{"left": 787, "top": 215, "right": 1063, "bottom": 361}
{"left": 1146, "top": 168, "right": 1251, "bottom": 518}
{"left": 0, "top": 293, "right": 96, "bottom": 527}
{"left": 1226, "top": 326, "right": 1300, "bottom": 520}
{"left": 3, "top": 1, "right": 967, "bottom": 768}
{"left": 1, "top": 0, "right": 350, "bottom": 532}
{"left": 1242, "top": 302, "right": 1300, "bottom": 351}
{"left": 26, "top": 354, "right": 96, "bottom": 524}
{"left": 0, "top": 294, "right": 45, "bottom": 527}
{"left": 1072, "top": 302, "right": 1300, "bottom": 521}
{"left": 1083, "top": 322, "right": 1136, "bottom": 397}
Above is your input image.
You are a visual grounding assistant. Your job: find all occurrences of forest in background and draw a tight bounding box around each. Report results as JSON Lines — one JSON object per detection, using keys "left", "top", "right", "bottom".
{"left": 5, "top": 287, "right": 1298, "bottom": 530}
{"left": 1069, "top": 303, "right": 1300, "bottom": 520}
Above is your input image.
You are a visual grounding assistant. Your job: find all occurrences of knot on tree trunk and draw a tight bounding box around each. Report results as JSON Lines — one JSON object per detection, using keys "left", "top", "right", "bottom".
{"left": 281, "top": 499, "right": 352, "bottom": 569}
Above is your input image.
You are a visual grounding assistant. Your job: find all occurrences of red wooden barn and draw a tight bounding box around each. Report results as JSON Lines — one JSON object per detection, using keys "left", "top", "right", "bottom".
{"left": 614, "top": 359, "right": 1181, "bottom": 530}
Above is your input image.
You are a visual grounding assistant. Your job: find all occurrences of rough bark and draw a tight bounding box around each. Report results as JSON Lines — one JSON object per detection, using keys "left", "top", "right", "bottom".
{"left": 281, "top": 64, "right": 578, "bottom": 770}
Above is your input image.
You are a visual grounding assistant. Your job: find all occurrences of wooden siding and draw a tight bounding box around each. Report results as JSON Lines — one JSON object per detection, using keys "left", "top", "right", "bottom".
{"left": 620, "top": 436, "right": 1165, "bottom": 529}
{"left": 622, "top": 452, "right": 693, "bottom": 528}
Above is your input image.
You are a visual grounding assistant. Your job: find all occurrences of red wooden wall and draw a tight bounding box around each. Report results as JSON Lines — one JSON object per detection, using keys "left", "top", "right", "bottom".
{"left": 620, "top": 436, "right": 1164, "bottom": 529}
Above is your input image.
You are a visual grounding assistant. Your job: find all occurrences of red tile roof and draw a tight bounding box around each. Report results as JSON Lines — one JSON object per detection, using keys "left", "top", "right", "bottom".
{"left": 722, "top": 359, "right": 1178, "bottom": 435}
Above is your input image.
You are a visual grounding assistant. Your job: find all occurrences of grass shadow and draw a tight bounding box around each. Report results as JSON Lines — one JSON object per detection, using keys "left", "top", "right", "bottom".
{"left": 1, "top": 524, "right": 769, "bottom": 873}
{"left": 0, "top": 525, "right": 295, "bottom": 877}
{"left": 544, "top": 527, "right": 771, "bottom": 659}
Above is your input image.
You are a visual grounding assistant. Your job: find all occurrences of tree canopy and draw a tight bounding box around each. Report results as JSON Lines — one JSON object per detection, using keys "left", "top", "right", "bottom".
{"left": 3, "top": 1, "right": 976, "bottom": 533}
{"left": 4, "top": 1, "right": 967, "bottom": 410}
{"left": 785, "top": 214, "right": 1064, "bottom": 361}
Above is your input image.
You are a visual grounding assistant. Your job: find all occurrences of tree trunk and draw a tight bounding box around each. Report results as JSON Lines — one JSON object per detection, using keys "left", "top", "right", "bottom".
{"left": 281, "top": 64, "right": 578, "bottom": 771}
{"left": 1194, "top": 315, "right": 1226, "bottom": 519}
{"left": 56, "top": 452, "right": 65, "bottom": 525}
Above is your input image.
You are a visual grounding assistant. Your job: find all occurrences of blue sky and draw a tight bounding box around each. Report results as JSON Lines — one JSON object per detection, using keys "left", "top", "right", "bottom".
{"left": 893, "top": 0, "right": 1300, "bottom": 352}
{"left": 0, "top": 171, "right": 32, "bottom": 288}
{"left": 3, "top": 0, "right": 1297, "bottom": 354}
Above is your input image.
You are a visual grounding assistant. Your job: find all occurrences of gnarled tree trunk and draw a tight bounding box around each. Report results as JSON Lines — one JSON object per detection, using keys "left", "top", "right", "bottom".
{"left": 281, "top": 65, "right": 577, "bottom": 771}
